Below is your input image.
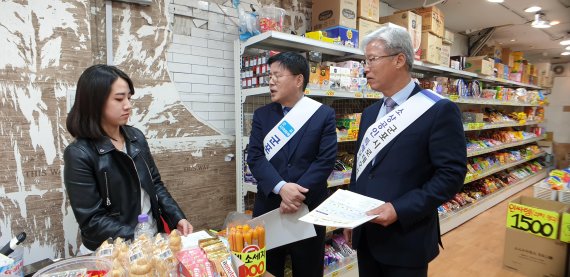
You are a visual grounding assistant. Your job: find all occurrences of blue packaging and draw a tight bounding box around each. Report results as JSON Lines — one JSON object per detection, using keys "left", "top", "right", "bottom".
{"left": 324, "top": 26, "right": 359, "bottom": 48}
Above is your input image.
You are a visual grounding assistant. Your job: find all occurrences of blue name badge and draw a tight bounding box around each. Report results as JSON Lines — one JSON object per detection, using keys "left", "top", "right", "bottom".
{"left": 278, "top": 121, "right": 295, "bottom": 137}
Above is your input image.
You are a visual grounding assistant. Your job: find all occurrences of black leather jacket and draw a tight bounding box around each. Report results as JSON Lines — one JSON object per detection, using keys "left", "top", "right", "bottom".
{"left": 63, "top": 126, "right": 186, "bottom": 250}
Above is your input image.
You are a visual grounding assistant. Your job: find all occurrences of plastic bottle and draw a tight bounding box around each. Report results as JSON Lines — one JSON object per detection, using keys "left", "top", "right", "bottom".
{"left": 134, "top": 214, "right": 155, "bottom": 239}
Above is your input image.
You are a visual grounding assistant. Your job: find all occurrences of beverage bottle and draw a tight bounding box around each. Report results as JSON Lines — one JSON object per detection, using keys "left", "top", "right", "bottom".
{"left": 134, "top": 214, "right": 155, "bottom": 239}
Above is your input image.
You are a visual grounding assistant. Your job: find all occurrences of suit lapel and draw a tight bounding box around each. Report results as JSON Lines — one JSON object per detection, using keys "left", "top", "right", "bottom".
{"left": 368, "top": 84, "right": 423, "bottom": 172}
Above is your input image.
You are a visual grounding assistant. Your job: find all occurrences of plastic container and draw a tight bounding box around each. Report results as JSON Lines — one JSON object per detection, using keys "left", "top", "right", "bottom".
{"left": 134, "top": 214, "right": 155, "bottom": 239}
{"left": 259, "top": 6, "right": 286, "bottom": 33}
{"left": 32, "top": 256, "right": 112, "bottom": 277}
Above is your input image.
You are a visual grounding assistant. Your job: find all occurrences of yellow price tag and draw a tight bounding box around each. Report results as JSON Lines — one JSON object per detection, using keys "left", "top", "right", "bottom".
{"left": 346, "top": 264, "right": 354, "bottom": 271}
{"left": 507, "top": 202, "right": 559, "bottom": 239}
{"left": 365, "top": 93, "right": 375, "bottom": 98}
{"left": 354, "top": 92, "right": 363, "bottom": 98}
{"left": 560, "top": 213, "right": 570, "bottom": 243}
{"left": 304, "top": 89, "right": 311, "bottom": 95}
{"left": 449, "top": 95, "right": 459, "bottom": 101}
{"left": 374, "top": 93, "right": 382, "bottom": 98}
{"left": 467, "top": 123, "right": 484, "bottom": 130}
{"left": 332, "top": 272, "right": 340, "bottom": 277}
{"left": 326, "top": 90, "right": 335, "bottom": 96}
{"left": 343, "top": 178, "right": 350, "bottom": 185}
{"left": 519, "top": 120, "right": 526, "bottom": 125}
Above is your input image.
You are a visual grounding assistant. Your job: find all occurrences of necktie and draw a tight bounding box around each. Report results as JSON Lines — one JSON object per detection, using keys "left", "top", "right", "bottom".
{"left": 384, "top": 97, "right": 397, "bottom": 114}
{"left": 283, "top": 107, "right": 291, "bottom": 116}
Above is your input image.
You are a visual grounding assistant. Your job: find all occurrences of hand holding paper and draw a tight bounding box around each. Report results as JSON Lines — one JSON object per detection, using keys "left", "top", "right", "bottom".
{"left": 366, "top": 202, "right": 398, "bottom": 227}
{"left": 299, "top": 189, "right": 385, "bottom": 229}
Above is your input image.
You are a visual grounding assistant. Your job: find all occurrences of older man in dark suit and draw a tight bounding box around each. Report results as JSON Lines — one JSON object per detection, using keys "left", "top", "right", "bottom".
{"left": 343, "top": 26, "right": 467, "bottom": 276}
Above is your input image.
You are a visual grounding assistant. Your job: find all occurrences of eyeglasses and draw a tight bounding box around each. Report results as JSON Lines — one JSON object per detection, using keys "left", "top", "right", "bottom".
{"left": 268, "top": 74, "right": 298, "bottom": 81}
{"left": 364, "top": 53, "right": 400, "bottom": 66}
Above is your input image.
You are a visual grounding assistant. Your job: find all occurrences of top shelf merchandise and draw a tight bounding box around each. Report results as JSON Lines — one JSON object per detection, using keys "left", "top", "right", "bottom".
{"left": 234, "top": 32, "right": 548, "bottom": 232}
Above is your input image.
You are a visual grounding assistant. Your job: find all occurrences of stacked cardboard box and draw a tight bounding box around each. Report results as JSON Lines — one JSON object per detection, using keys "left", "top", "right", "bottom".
{"left": 312, "top": 0, "right": 359, "bottom": 48}
{"left": 378, "top": 11, "right": 422, "bottom": 60}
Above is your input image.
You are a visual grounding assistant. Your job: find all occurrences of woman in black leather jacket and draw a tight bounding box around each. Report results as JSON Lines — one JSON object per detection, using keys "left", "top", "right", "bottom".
{"left": 63, "top": 65, "right": 193, "bottom": 253}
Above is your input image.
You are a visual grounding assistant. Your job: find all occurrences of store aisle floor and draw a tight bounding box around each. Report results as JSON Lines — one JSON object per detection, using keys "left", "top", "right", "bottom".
{"left": 428, "top": 187, "right": 533, "bottom": 277}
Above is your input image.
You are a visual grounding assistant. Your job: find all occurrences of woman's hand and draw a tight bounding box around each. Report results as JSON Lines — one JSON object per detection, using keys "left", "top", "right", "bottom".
{"left": 177, "top": 219, "right": 193, "bottom": 236}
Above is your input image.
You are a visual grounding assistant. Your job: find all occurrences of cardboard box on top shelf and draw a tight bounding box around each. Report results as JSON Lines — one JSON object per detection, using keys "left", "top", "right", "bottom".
{"left": 501, "top": 48, "right": 514, "bottom": 67}
{"left": 479, "top": 44, "right": 502, "bottom": 61}
{"left": 420, "top": 31, "right": 441, "bottom": 64}
{"left": 413, "top": 6, "right": 444, "bottom": 38}
{"left": 440, "top": 44, "right": 450, "bottom": 67}
{"left": 503, "top": 196, "right": 570, "bottom": 277}
{"left": 357, "top": 0, "right": 379, "bottom": 22}
{"left": 312, "top": 0, "right": 357, "bottom": 30}
{"left": 357, "top": 18, "right": 381, "bottom": 48}
{"left": 495, "top": 63, "right": 505, "bottom": 79}
{"left": 378, "top": 11, "right": 422, "bottom": 59}
{"left": 464, "top": 56, "right": 494, "bottom": 76}
{"left": 443, "top": 29, "right": 454, "bottom": 45}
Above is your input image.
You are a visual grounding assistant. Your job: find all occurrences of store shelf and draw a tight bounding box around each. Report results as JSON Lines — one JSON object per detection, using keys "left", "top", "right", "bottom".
{"left": 327, "top": 178, "right": 350, "bottom": 188}
{"left": 464, "top": 152, "right": 546, "bottom": 184}
{"left": 450, "top": 97, "right": 541, "bottom": 107}
{"left": 240, "top": 31, "right": 363, "bottom": 58}
{"left": 463, "top": 120, "right": 542, "bottom": 131}
{"left": 467, "top": 135, "right": 546, "bottom": 157}
{"left": 480, "top": 76, "right": 542, "bottom": 90}
{"left": 324, "top": 260, "right": 359, "bottom": 277}
{"left": 440, "top": 169, "right": 549, "bottom": 234}
{"left": 412, "top": 60, "right": 478, "bottom": 79}
{"left": 241, "top": 86, "right": 382, "bottom": 101}
{"left": 242, "top": 181, "right": 257, "bottom": 195}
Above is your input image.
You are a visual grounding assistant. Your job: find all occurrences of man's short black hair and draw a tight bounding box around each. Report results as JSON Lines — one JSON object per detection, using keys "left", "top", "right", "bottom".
{"left": 66, "top": 64, "right": 135, "bottom": 139}
{"left": 268, "top": 52, "right": 309, "bottom": 91}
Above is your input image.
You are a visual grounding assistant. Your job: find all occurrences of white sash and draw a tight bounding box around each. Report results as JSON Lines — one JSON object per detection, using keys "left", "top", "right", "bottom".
{"left": 264, "top": 97, "right": 323, "bottom": 160}
{"left": 355, "top": 90, "right": 443, "bottom": 180}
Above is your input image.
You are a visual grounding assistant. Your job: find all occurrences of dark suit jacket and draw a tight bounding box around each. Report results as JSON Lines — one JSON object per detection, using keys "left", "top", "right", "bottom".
{"left": 247, "top": 101, "right": 337, "bottom": 216}
{"left": 350, "top": 84, "right": 467, "bottom": 267}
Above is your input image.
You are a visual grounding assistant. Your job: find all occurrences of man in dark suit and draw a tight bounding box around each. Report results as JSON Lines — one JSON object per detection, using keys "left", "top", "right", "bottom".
{"left": 343, "top": 26, "right": 467, "bottom": 276}
{"left": 247, "top": 52, "right": 337, "bottom": 277}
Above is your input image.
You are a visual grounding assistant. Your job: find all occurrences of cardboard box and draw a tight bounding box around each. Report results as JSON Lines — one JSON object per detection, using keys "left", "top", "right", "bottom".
{"left": 501, "top": 48, "right": 514, "bottom": 67}
{"left": 495, "top": 63, "right": 504, "bottom": 78}
{"left": 503, "top": 196, "right": 570, "bottom": 277}
{"left": 443, "top": 29, "right": 454, "bottom": 45}
{"left": 378, "top": 11, "right": 422, "bottom": 53}
{"left": 420, "top": 31, "right": 441, "bottom": 64}
{"left": 357, "top": 18, "right": 381, "bottom": 48}
{"left": 504, "top": 228, "right": 568, "bottom": 277}
{"left": 554, "top": 142, "right": 570, "bottom": 169}
{"left": 440, "top": 44, "right": 450, "bottom": 67}
{"left": 413, "top": 6, "right": 444, "bottom": 37}
{"left": 509, "top": 72, "right": 522, "bottom": 82}
{"left": 324, "top": 26, "right": 359, "bottom": 48}
{"left": 464, "top": 56, "right": 494, "bottom": 76}
{"left": 357, "top": 0, "right": 379, "bottom": 22}
{"left": 312, "top": 0, "right": 357, "bottom": 30}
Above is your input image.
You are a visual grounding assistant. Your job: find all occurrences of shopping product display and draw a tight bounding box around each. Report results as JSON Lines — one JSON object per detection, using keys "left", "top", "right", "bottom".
{"left": 439, "top": 160, "right": 546, "bottom": 217}
{"left": 323, "top": 234, "right": 357, "bottom": 275}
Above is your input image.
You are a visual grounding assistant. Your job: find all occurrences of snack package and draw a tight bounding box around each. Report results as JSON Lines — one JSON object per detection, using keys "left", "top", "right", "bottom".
{"left": 226, "top": 220, "right": 266, "bottom": 277}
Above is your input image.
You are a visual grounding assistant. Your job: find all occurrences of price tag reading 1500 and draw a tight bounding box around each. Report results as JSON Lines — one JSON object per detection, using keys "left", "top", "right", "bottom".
{"left": 506, "top": 202, "right": 560, "bottom": 240}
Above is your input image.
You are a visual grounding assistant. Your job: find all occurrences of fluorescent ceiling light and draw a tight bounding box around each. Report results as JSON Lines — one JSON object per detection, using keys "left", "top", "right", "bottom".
{"left": 566, "top": 46, "right": 570, "bottom": 50}
{"left": 487, "top": 0, "right": 504, "bottom": 3}
{"left": 561, "top": 52, "right": 570, "bottom": 56}
{"left": 531, "top": 13, "right": 551, "bottom": 28}
{"left": 561, "top": 40, "right": 570, "bottom": 46}
{"left": 524, "top": 6, "right": 542, "bottom": 13}
{"left": 510, "top": 39, "right": 516, "bottom": 42}
{"left": 550, "top": 20, "right": 560, "bottom": 26}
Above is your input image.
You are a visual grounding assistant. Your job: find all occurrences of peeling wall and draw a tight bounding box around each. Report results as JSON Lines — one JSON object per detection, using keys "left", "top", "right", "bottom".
{"left": 0, "top": 0, "right": 236, "bottom": 263}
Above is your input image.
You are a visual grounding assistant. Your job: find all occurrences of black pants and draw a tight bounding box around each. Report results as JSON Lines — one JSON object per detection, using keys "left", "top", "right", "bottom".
{"left": 266, "top": 225, "right": 326, "bottom": 277}
{"left": 357, "top": 231, "right": 428, "bottom": 277}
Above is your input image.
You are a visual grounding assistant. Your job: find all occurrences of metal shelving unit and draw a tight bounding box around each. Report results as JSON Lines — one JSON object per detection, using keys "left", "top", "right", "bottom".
{"left": 234, "top": 31, "right": 546, "bottom": 230}
{"left": 467, "top": 135, "right": 546, "bottom": 157}
{"left": 464, "top": 152, "right": 546, "bottom": 184}
{"left": 440, "top": 169, "right": 549, "bottom": 234}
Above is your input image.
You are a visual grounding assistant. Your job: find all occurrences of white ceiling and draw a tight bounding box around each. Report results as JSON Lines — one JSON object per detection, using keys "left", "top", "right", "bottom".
{"left": 381, "top": 0, "right": 570, "bottom": 64}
